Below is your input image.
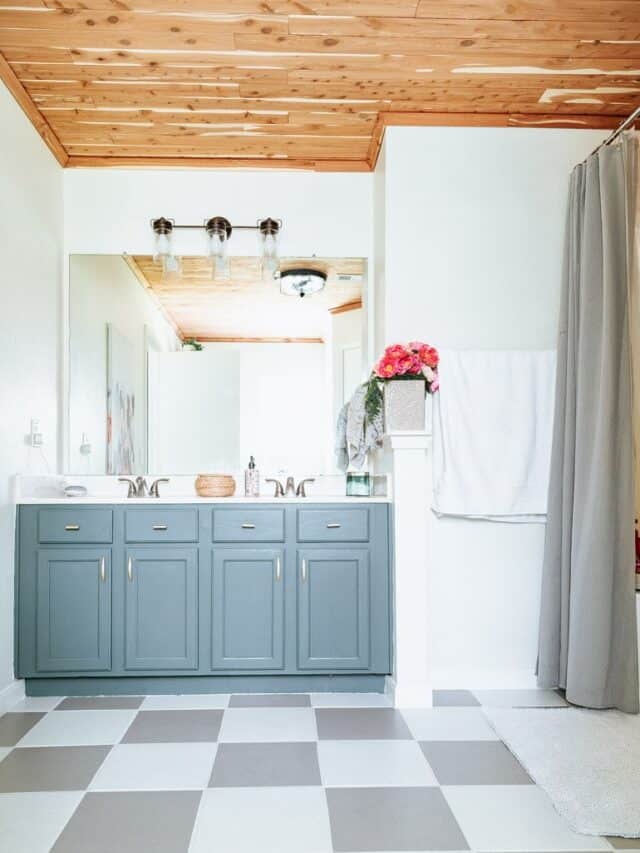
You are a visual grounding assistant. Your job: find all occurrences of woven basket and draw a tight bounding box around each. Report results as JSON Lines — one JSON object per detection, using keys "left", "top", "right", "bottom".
{"left": 195, "top": 474, "right": 236, "bottom": 498}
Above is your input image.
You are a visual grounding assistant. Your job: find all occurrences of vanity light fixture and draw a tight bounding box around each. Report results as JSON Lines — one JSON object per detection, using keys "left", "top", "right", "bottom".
{"left": 151, "top": 215, "right": 282, "bottom": 281}
{"left": 279, "top": 267, "right": 327, "bottom": 298}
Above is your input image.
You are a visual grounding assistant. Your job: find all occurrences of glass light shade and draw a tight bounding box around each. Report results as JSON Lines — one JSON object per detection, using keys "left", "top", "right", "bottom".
{"left": 153, "top": 231, "right": 172, "bottom": 262}
{"left": 279, "top": 268, "right": 327, "bottom": 298}
{"left": 207, "top": 231, "right": 230, "bottom": 280}
{"left": 259, "top": 228, "right": 279, "bottom": 278}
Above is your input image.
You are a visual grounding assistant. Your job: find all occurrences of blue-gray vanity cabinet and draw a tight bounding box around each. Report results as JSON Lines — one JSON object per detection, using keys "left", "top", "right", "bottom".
{"left": 16, "top": 502, "right": 392, "bottom": 687}
{"left": 35, "top": 548, "right": 112, "bottom": 672}
{"left": 297, "top": 548, "right": 371, "bottom": 670}
{"left": 211, "top": 549, "right": 285, "bottom": 670}
{"left": 124, "top": 547, "right": 198, "bottom": 671}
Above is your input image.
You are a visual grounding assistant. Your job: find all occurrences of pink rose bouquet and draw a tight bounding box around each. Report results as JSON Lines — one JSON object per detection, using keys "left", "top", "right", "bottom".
{"left": 365, "top": 341, "right": 439, "bottom": 421}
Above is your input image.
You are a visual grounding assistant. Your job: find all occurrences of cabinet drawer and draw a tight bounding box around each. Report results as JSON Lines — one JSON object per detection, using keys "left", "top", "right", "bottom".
{"left": 125, "top": 508, "right": 198, "bottom": 543}
{"left": 297, "top": 509, "right": 369, "bottom": 542}
{"left": 38, "top": 508, "right": 113, "bottom": 544}
{"left": 212, "top": 509, "right": 284, "bottom": 542}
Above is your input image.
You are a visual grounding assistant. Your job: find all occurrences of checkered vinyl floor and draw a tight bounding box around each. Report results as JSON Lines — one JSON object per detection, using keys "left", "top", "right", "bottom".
{"left": 0, "top": 689, "right": 635, "bottom": 852}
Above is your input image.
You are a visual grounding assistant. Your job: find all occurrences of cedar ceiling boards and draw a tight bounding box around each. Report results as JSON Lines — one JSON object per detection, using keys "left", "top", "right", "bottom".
{"left": 129, "top": 255, "right": 363, "bottom": 341}
{"left": 0, "top": 1, "right": 637, "bottom": 171}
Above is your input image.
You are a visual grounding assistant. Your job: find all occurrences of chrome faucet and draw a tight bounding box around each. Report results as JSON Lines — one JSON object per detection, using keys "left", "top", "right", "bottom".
{"left": 119, "top": 477, "right": 169, "bottom": 498}
{"left": 265, "top": 478, "right": 285, "bottom": 498}
{"left": 296, "top": 478, "right": 315, "bottom": 498}
{"left": 264, "top": 477, "right": 315, "bottom": 498}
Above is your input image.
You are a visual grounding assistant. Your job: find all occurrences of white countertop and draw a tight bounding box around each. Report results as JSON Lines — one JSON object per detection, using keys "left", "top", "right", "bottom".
{"left": 17, "top": 495, "right": 391, "bottom": 505}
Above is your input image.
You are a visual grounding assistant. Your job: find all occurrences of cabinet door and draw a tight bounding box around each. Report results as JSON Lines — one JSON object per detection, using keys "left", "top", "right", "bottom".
{"left": 36, "top": 548, "right": 111, "bottom": 672}
{"left": 211, "top": 549, "right": 284, "bottom": 670}
{"left": 125, "top": 547, "right": 198, "bottom": 671}
{"left": 297, "top": 548, "right": 370, "bottom": 670}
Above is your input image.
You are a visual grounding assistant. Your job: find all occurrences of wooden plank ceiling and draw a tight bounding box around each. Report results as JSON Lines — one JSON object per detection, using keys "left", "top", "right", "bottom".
{"left": 129, "top": 255, "right": 363, "bottom": 341}
{"left": 0, "top": 1, "right": 638, "bottom": 171}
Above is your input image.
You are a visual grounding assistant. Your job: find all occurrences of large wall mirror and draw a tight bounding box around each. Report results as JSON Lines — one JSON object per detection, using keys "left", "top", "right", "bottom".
{"left": 67, "top": 254, "right": 367, "bottom": 475}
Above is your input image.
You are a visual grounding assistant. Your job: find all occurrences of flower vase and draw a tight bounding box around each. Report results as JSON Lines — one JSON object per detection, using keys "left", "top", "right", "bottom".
{"left": 383, "top": 378, "right": 426, "bottom": 432}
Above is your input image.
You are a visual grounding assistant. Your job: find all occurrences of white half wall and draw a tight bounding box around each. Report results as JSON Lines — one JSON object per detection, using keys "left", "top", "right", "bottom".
{"left": 376, "top": 126, "right": 608, "bottom": 688}
{"left": 0, "top": 82, "right": 63, "bottom": 702}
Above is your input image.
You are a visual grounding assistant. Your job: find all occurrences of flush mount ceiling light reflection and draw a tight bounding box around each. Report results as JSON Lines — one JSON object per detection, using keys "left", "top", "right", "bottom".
{"left": 151, "top": 215, "right": 282, "bottom": 281}
{"left": 278, "top": 268, "right": 327, "bottom": 298}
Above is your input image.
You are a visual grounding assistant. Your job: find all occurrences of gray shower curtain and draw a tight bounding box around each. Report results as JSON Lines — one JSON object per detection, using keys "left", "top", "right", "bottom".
{"left": 537, "top": 137, "right": 640, "bottom": 713}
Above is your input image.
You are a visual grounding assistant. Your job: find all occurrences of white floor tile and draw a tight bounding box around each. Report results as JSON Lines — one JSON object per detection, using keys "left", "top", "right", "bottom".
{"left": 218, "top": 708, "right": 317, "bottom": 743}
{"left": 189, "top": 787, "right": 332, "bottom": 853}
{"left": 473, "top": 689, "right": 568, "bottom": 708}
{"left": 318, "top": 739, "right": 437, "bottom": 787}
{"left": 0, "top": 791, "right": 83, "bottom": 853}
{"left": 89, "top": 743, "right": 217, "bottom": 791}
{"left": 17, "top": 710, "right": 137, "bottom": 747}
{"left": 401, "top": 708, "right": 499, "bottom": 741}
{"left": 310, "top": 692, "right": 392, "bottom": 708}
{"left": 9, "top": 697, "right": 64, "bottom": 713}
{"left": 141, "top": 694, "right": 230, "bottom": 711}
{"left": 443, "top": 785, "right": 611, "bottom": 851}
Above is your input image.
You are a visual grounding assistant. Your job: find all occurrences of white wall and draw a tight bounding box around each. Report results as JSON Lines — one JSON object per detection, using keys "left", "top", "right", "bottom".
{"left": 376, "top": 126, "right": 608, "bottom": 688}
{"left": 64, "top": 169, "right": 372, "bottom": 259}
{"left": 329, "top": 308, "right": 363, "bottom": 435}
{"left": 0, "top": 84, "right": 62, "bottom": 703}
{"left": 69, "top": 255, "right": 179, "bottom": 474}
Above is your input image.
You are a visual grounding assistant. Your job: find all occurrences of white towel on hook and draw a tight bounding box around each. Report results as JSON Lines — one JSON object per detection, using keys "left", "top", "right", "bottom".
{"left": 432, "top": 349, "right": 556, "bottom": 522}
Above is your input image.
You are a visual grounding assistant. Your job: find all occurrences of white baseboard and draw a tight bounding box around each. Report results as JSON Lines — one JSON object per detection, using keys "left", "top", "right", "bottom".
{"left": 432, "top": 668, "right": 538, "bottom": 690}
{"left": 0, "top": 679, "right": 25, "bottom": 714}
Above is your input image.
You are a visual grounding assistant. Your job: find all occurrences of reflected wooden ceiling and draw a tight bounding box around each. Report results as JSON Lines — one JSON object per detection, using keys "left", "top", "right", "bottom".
{"left": 128, "top": 255, "right": 363, "bottom": 341}
{"left": 0, "top": 1, "right": 637, "bottom": 171}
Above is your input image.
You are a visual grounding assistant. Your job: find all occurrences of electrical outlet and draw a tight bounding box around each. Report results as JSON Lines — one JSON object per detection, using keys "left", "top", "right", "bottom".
{"left": 26, "top": 419, "right": 43, "bottom": 448}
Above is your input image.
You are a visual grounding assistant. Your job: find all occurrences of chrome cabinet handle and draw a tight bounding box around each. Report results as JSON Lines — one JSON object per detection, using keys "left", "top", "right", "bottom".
{"left": 64, "top": 524, "right": 80, "bottom": 531}
{"left": 241, "top": 523, "right": 256, "bottom": 529}
{"left": 275, "top": 555, "right": 281, "bottom": 582}
{"left": 301, "top": 558, "right": 307, "bottom": 583}
{"left": 100, "top": 556, "right": 106, "bottom": 583}
{"left": 127, "top": 556, "right": 133, "bottom": 582}
{"left": 326, "top": 523, "right": 341, "bottom": 529}
{"left": 152, "top": 524, "right": 168, "bottom": 531}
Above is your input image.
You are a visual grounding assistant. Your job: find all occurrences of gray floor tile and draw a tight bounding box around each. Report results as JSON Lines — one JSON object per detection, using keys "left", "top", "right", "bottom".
{"left": 56, "top": 696, "right": 144, "bottom": 711}
{"left": 0, "top": 746, "right": 110, "bottom": 792}
{"left": 0, "top": 713, "right": 45, "bottom": 746}
{"left": 326, "top": 786, "right": 469, "bottom": 851}
{"left": 122, "top": 710, "right": 223, "bottom": 743}
{"left": 229, "top": 693, "right": 311, "bottom": 708}
{"left": 316, "top": 708, "right": 412, "bottom": 740}
{"left": 433, "top": 690, "right": 481, "bottom": 708}
{"left": 420, "top": 741, "right": 532, "bottom": 785}
{"left": 51, "top": 790, "right": 201, "bottom": 853}
{"left": 210, "top": 742, "right": 321, "bottom": 786}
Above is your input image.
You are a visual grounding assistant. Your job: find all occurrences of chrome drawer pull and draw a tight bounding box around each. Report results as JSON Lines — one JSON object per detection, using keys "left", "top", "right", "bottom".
{"left": 64, "top": 524, "right": 80, "bottom": 531}
{"left": 275, "top": 555, "right": 281, "bottom": 582}
{"left": 127, "top": 556, "right": 133, "bottom": 582}
{"left": 152, "top": 524, "right": 168, "bottom": 531}
{"left": 326, "top": 523, "right": 341, "bottom": 529}
{"left": 241, "top": 523, "right": 256, "bottom": 529}
{"left": 100, "top": 556, "right": 106, "bottom": 583}
{"left": 301, "top": 558, "right": 307, "bottom": 583}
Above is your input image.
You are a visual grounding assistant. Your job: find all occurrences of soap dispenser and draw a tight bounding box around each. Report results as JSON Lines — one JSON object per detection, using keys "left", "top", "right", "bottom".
{"left": 244, "top": 456, "right": 260, "bottom": 497}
